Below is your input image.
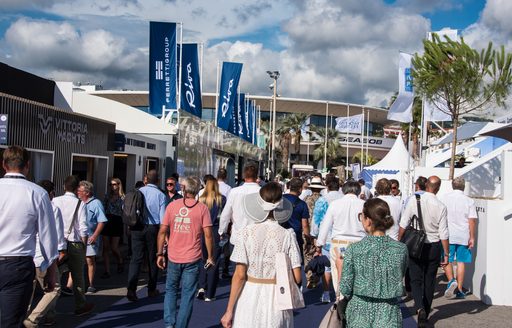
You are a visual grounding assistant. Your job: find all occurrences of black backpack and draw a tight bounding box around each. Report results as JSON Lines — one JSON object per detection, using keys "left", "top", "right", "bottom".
{"left": 122, "top": 189, "right": 146, "bottom": 228}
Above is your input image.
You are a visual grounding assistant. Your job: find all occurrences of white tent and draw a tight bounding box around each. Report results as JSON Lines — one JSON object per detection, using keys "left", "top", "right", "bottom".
{"left": 360, "top": 133, "right": 413, "bottom": 190}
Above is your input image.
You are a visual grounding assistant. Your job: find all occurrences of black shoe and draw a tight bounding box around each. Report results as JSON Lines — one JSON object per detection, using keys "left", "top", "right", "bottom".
{"left": 148, "top": 289, "right": 160, "bottom": 297}
{"left": 127, "top": 289, "right": 138, "bottom": 302}
{"left": 75, "top": 303, "right": 95, "bottom": 317}
{"left": 417, "top": 308, "right": 428, "bottom": 328}
{"left": 61, "top": 287, "right": 74, "bottom": 296}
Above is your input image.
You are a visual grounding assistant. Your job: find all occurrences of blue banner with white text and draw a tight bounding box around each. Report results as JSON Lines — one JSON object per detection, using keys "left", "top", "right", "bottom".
{"left": 217, "top": 62, "right": 243, "bottom": 132}
{"left": 179, "top": 43, "right": 202, "bottom": 118}
{"left": 237, "top": 93, "right": 247, "bottom": 140}
{"left": 149, "top": 21, "right": 177, "bottom": 116}
{"left": 245, "top": 98, "right": 254, "bottom": 143}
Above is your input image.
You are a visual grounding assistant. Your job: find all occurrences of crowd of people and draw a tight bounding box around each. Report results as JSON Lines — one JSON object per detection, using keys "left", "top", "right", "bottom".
{"left": 0, "top": 145, "right": 478, "bottom": 328}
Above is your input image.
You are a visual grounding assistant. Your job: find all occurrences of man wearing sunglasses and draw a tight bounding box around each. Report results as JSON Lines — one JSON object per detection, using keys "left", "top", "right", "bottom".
{"left": 165, "top": 177, "right": 183, "bottom": 205}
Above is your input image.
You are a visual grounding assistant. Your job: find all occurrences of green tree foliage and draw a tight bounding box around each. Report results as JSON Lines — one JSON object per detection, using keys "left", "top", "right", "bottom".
{"left": 311, "top": 127, "right": 345, "bottom": 169}
{"left": 352, "top": 151, "right": 378, "bottom": 166}
{"left": 412, "top": 34, "right": 512, "bottom": 179}
{"left": 276, "top": 113, "right": 310, "bottom": 170}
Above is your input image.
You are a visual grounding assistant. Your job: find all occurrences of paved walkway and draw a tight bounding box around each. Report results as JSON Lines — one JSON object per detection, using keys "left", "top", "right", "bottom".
{"left": 41, "top": 250, "right": 511, "bottom": 327}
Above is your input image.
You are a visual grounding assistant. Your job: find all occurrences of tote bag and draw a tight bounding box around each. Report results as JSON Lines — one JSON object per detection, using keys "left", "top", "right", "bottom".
{"left": 274, "top": 252, "right": 305, "bottom": 310}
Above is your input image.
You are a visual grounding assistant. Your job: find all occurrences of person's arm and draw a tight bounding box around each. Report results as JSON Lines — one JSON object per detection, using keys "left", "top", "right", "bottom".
{"left": 317, "top": 205, "right": 335, "bottom": 247}
{"left": 156, "top": 223, "right": 170, "bottom": 270}
{"left": 89, "top": 222, "right": 105, "bottom": 244}
{"left": 38, "top": 194, "right": 59, "bottom": 271}
{"left": 440, "top": 239, "right": 450, "bottom": 266}
{"left": 159, "top": 193, "right": 167, "bottom": 222}
{"left": 203, "top": 226, "right": 215, "bottom": 265}
{"left": 302, "top": 218, "right": 310, "bottom": 238}
{"left": 293, "top": 267, "right": 302, "bottom": 285}
{"left": 219, "top": 193, "right": 234, "bottom": 236}
{"left": 221, "top": 264, "right": 247, "bottom": 328}
{"left": 468, "top": 218, "right": 477, "bottom": 249}
{"left": 398, "top": 226, "right": 406, "bottom": 241}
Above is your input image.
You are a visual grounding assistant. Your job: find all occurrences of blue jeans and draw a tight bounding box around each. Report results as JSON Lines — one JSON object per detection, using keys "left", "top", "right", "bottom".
{"left": 164, "top": 260, "right": 200, "bottom": 328}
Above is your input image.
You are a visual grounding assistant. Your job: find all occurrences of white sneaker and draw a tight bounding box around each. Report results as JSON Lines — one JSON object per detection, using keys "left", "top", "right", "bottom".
{"left": 196, "top": 288, "right": 205, "bottom": 299}
{"left": 204, "top": 297, "right": 216, "bottom": 302}
{"left": 320, "top": 292, "right": 331, "bottom": 303}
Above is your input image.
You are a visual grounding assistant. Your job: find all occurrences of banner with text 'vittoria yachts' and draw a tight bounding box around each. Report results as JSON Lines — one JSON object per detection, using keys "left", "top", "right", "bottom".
{"left": 179, "top": 43, "right": 202, "bottom": 118}
{"left": 149, "top": 21, "right": 177, "bottom": 116}
{"left": 217, "top": 62, "right": 243, "bottom": 132}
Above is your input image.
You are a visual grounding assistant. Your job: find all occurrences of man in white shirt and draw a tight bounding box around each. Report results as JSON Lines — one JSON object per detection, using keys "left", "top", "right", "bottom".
{"left": 358, "top": 178, "right": 372, "bottom": 200}
{"left": 375, "top": 178, "right": 402, "bottom": 240}
{"left": 24, "top": 180, "right": 66, "bottom": 328}
{"left": 52, "top": 175, "right": 94, "bottom": 316}
{"left": 0, "top": 146, "right": 58, "bottom": 327}
{"left": 217, "top": 168, "right": 232, "bottom": 198}
{"left": 398, "top": 176, "right": 449, "bottom": 327}
{"left": 317, "top": 180, "right": 365, "bottom": 298}
{"left": 440, "top": 177, "right": 477, "bottom": 300}
{"left": 219, "top": 164, "right": 260, "bottom": 246}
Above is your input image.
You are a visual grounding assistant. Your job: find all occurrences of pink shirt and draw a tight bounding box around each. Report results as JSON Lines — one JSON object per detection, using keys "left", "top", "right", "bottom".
{"left": 163, "top": 199, "right": 212, "bottom": 263}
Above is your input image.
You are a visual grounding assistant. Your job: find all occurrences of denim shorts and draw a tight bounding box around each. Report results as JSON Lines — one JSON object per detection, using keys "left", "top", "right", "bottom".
{"left": 449, "top": 244, "right": 472, "bottom": 263}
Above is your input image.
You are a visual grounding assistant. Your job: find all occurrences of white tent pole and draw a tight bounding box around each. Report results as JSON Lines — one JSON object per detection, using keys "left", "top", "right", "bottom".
{"left": 324, "top": 101, "right": 329, "bottom": 171}
{"left": 361, "top": 107, "right": 364, "bottom": 168}
{"left": 177, "top": 22, "right": 183, "bottom": 110}
{"left": 366, "top": 108, "right": 369, "bottom": 165}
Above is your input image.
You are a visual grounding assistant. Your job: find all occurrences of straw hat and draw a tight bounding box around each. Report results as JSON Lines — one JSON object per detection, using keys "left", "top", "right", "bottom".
{"left": 309, "top": 177, "right": 326, "bottom": 190}
{"left": 243, "top": 192, "right": 293, "bottom": 224}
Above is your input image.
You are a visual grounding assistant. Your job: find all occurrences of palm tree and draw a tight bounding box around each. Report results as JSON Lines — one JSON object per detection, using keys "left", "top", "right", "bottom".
{"left": 311, "top": 127, "right": 345, "bottom": 168}
{"left": 352, "top": 151, "right": 378, "bottom": 166}
{"left": 275, "top": 113, "right": 310, "bottom": 170}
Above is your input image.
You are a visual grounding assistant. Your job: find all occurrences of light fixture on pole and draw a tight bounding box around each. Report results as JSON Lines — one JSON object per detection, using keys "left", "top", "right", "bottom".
{"left": 267, "top": 70, "right": 280, "bottom": 178}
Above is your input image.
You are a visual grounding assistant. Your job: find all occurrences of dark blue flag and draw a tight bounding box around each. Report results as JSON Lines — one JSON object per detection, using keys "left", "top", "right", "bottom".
{"left": 237, "top": 93, "right": 246, "bottom": 140}
{"left": 179, "top": 43, "right": 202, "bottom": 118}
{"left": 149, "top": 21, "right": 177, "bottom": 116}
{"left": 217, "top": 62, "right": 243, "bottom": 131}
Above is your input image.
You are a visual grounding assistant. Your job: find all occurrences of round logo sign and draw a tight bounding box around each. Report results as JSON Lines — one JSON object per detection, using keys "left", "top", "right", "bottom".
{"left": 0, "top": 115, "right": 6, "bottom": 122}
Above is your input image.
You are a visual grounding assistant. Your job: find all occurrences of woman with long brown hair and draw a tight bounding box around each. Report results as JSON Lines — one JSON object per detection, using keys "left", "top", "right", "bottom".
{"left": 196, "top": 178, "right": 226, "bottom": 301}
{"left": 101, "top": 178, "right": 125, "bottom": 278}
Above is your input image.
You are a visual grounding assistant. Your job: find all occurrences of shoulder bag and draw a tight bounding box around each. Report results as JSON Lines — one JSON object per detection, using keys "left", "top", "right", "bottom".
{"left": 275, "top": 251, "right": 305, "bottom": 310}
{"left": 401, "top": 194, "right": 427, "bottom": 259}
{"left": 318, "top": 297, "right": 349, "bottom": 328}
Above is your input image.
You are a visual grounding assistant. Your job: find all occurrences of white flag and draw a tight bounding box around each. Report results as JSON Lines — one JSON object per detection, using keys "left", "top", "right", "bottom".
{"left": 335, "top": 114, "right": 363, "bottom": 134}
{"left": 423, "top": 29, "right": 456, "bottom": 122}
{"left": 300, "top": 117, "right": 310, "bottom": 141}
{"left": 387, "top": 52, "right": 414, "bottom": 123}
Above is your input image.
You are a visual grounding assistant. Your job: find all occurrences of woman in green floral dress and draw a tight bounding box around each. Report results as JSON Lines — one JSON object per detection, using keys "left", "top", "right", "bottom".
{"left": 340, "top": 198, "right": 408, "bottom": 328}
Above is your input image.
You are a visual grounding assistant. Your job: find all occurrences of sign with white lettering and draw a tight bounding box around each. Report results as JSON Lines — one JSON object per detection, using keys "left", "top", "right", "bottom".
{"left": 37, "top": 114, "right": 88, "bottom": 144}
{"left": 179, "top": 43, "right": 202, "bottom": 118}
{"left": 149, "top": 21, "right": 177, "bottom": 115}
{"left": 216, "top": 62, "right": 243, "bottom": 133}
{"left": 0, "top": 114, "right": 7, "bottom": 145}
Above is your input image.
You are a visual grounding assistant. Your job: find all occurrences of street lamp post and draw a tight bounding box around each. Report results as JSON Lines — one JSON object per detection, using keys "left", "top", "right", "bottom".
{"left": 267, "top": 70, "right": 280, "bottom": 179}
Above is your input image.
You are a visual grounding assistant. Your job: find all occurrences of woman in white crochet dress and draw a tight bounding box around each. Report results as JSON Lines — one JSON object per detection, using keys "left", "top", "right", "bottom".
{"left": 221, "top": 182, "right": 302, "bottom": 328}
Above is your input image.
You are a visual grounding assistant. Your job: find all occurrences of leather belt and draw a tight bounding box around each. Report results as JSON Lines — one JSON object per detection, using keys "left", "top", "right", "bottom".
{"left": 247, "top": 275, "right": 276, "bottom": 285}
{"left": 0, "top": 256, "right": 32, "bottom": 261}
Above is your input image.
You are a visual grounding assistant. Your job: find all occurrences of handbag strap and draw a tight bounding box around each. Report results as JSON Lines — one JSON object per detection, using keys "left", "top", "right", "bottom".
{"left": 414, "top": 194, "right": 426, "bottom": 231}
{"left": 66, "top": 199, "right": 82, "bottom": 238}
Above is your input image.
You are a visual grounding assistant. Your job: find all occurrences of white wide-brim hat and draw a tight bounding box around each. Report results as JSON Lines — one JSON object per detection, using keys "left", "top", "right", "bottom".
{"left": 243, "top": 192, "right": 293, "bottom": 224}
{"left": 309, "top": 177, "right": 326, "bottom": 190}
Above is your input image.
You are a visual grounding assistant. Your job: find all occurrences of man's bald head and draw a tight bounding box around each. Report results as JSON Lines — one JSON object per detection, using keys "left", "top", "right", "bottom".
{"left": 426, "top": 176, "right": 441, "bottom": 194}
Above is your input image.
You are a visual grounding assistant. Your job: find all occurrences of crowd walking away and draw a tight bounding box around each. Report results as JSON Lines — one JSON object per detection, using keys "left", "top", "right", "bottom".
{"left": 0, "top": 145, "right": 479, "bottom": 328}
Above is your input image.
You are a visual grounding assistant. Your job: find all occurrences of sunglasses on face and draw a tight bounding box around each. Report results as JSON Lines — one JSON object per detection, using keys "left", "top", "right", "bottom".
{"left": 111, "top": 183, "right": 118, "bottom": 186}
{"left": 166, "top": 183, "right": 175, "bottom": 186}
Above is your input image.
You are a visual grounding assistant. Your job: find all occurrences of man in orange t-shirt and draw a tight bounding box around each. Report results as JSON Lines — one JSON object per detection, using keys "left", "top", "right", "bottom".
{"left": 157, "top": 176, "right": 214, "bottom": 328}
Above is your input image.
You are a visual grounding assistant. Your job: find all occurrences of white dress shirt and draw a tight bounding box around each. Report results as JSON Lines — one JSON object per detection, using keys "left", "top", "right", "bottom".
{"left": 440, "top": 190, "right": 478, "bottom": 245}
{"left": 360, "top": 185, "right": 372, "bottom": 200}
{"left": 317, "top": 194, "right": 366, "bottom": 245}
{"left": 218, "top": 182, "right": 261, "bottom": 246}
{"left": 400, "top": 192, "right": 449, "bottom": 243}
{"left": 52, "top": 192, "right": 88, "bottom": 242}
{"left": 35, "top": 204, "right": 66, "bottom": 268}
{"left": 218, "top": 180, "right": 232, "bottom": 198}
{"left": 378, "top": 195, "right": 402, "bottom": 240}
{"left": 0, "top": 173, "right": 59, "bottom": 271}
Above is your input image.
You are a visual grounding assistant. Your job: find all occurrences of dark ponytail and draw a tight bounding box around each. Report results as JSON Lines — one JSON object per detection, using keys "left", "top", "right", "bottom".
{"left": 363, "top": 198, "right": 394, "bottom": 232}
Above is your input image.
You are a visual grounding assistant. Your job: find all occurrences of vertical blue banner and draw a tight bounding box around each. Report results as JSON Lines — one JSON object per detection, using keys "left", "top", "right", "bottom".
{"left": 179, "top": 43, "right": 202, "bottom": 118}
{"left": 217, "top": 62, "right": 243, "bottom": 131}
{"left": 237, "top": 93, "right": 246, "bottom": 140}
{"left": 244, "top": 98, "right": 253, "bottom": 142}
{"left": 149, "top": 21, "right": 177, "bottom": 116}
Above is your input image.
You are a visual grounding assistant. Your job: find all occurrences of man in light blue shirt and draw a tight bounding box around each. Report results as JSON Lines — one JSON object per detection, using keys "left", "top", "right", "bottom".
{"left": 78, "top": 180, "right": 107, "bottom": 294}
{"left": 127, "top": 169, "right": 167, "bottom": 301}
{"left": 0, "top": 146, "right": 58, "bottom": 327}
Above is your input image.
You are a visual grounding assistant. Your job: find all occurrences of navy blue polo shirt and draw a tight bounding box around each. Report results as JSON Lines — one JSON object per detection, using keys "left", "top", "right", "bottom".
{"left": 281, "top": 194, "right": 310, "bottom": 243}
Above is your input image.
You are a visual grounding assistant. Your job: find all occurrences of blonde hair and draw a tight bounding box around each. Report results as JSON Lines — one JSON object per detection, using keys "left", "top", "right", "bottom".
{"left": 110, "top": 178, "right": 125, "bottom": 197}
{"left": 199, "top": 179, "right": 223, "bottom": 210}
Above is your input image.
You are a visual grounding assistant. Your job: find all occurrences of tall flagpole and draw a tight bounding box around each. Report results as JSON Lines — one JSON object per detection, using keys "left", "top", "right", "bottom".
{"left": 366, "top": 108, "right": 369, "bottom": 165}
{"left": 177, "top": 22, "right": 183, "bottom": 110}
{"left": 214, "top": 61, "right": 220, "bottom": 127}
{"left": 323, "top": 101, "right": 329, "bottom": 171}
{"left": 346, "top": 104, "right": 350, "bottom": 175}
{"left": 360, "top": 107, "right": 364, "bottom": 168}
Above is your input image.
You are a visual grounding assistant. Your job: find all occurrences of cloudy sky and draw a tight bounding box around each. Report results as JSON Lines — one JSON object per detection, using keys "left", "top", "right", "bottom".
{"left": 2, "top": 0, "right": 510, "bottom": 114}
